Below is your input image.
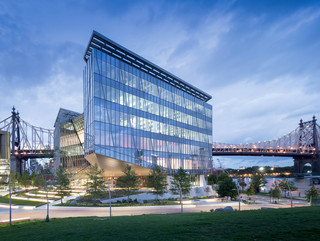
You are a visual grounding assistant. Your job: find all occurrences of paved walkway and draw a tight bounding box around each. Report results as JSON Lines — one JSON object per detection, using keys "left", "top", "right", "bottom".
{"left": 0, "top": 190, "right": 310, "bottom": 224}
{"left": 0, "top": 197, "right": 309, "bottom": 224}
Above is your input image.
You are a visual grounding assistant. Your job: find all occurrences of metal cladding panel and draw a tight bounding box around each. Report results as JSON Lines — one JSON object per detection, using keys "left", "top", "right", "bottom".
{"left": 85, "top": 153, "right": 151, "bottom": 176}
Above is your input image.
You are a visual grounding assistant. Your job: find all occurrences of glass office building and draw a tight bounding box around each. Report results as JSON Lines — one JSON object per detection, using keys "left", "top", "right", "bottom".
{"left": 83, "top": 31, "right": 212, "bottom": 176}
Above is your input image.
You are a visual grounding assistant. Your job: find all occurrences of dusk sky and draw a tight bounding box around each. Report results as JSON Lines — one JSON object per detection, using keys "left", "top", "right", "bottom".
{"left": 1, "top": 0, "right": 320, "bottom": 168}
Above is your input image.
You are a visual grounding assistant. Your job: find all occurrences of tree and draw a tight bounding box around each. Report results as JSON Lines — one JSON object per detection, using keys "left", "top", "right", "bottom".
{"left": 116, "top": 165, "right": 140, "bottom": 203}
{"left": 207, "top": 173, "right": 218, "bottom": 185}
{"left": 246, "top": 184, "right": 255, "bottom": 198}
{"left": 250, "top": 173, "right": 267, "bottom": 193}
{"left": 170, "top": 168, "right": 192, "bottom": 202}
{"left": 55, "top": 166, "right": 70, "bottom": 204}
{"left": 16, "top": 172, "right": 21, "bottom": 188}
{"left": 270, "top": 182, "right": 281, "bottom": 204}
{"left": 20, "top": 170, "right": 31, "bottom": 189}
{"left": 305, "top": 184, "right": 319, "bottom": 202}
{"left": 9, "top": 171, "right": 16, "bottom": 191}
{"left": 31, "top": 172, "right": 44, "bottom": 187}
{"left": 86, "top": 164, "right": 106, "bottom": 206}
{"left": 278, "top": 178, "right": 298, "bottom": 197}
{"left": 148, "top": 165, "right": 167, "bottom": 202}
{"left": 33, "top": 173, "right": 45, "bottom": 187}
{"left": 217, "top": 175, "right": 237, "bottom": 200}
{"left": 238, "top": 178, "right": 247, "bottom": 191}
{"left": 217, "top": 172, "right": 229, "bottom": 184}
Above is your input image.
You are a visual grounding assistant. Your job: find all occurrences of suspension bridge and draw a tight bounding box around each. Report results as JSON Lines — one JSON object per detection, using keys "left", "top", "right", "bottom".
{"left": 212, "top": 116, "right": 320, "bottom": 174}
{"left": 1, "top": 107, "right": 319, "bottom": 174}
{"left": 0, "top": 107, "right": 54, "bottom": 173}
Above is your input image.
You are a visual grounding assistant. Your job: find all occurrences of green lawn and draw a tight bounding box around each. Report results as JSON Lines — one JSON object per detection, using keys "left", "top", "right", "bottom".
{"left": 0, "top": 196, "right": 47, "bottom": 206}
{"left": 1, "top": 207, "right": 320, "bottom": 240}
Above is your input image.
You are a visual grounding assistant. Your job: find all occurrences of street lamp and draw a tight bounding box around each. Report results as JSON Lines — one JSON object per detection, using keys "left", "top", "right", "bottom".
{"left": 178, "top": 181, "right": 183, "bottom": 213}
{"left": 44, "top": 175, "right": 50, "bottom": 222}
{"left": 235, "top": 184, "right": 241, "bottom": 211}
{"left": 9, "top": 176, "right": 12, "bottom": 225}
{"left": 107, "top": 179, "right": 111, "bottom": 217}
{"left": 287, "top": 182, "right": 293, "bottom": 208}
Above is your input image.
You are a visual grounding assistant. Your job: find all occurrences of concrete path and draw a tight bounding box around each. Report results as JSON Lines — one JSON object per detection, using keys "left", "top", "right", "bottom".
{"left": 0, "top": 191, "right": 310, "bottom": 223}
{"left": 0, "top": 198, "right": 309, "bottom": 224}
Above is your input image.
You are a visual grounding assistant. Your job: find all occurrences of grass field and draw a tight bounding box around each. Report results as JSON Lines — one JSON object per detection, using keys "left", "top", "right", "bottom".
{"left": 0, "top": 196, "right": 47, "bottom": 206}
{"left": 1, "top": 207, "right": 320, "bottom": 240}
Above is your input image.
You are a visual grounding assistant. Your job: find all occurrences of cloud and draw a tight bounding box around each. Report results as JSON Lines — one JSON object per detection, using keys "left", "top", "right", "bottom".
{"left": 1, "top": 62, "right": 83, "bottom": 129}
{"left": 267, "top": 8, "right": 320, "bottom": 39}
{"left": 212, "top": 74, "right": 320, "bottom": 144}
{"left": 214, "top": 156, "right": 293, "bottom": 169}
{"left": 0, "top": 0, "right": 320, "bottom": 170}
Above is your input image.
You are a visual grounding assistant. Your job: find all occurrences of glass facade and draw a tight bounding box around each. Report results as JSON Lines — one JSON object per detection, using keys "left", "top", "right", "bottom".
{"left": 84, "top": 32, "right": 212, "bottom": 174}
{"left": 54, "top": 109, "right": 89, "bottom": 176}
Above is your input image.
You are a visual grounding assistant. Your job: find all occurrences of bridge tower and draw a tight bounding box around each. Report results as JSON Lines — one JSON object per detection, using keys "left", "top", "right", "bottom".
{"left": 10, "top": 107, "right": 24, "bottom": 174}
{"left": 0, "top": 107, "right": 55, "bottom": 175}
{"left": 293, "top": 116, "right": 320, "bottom": 175}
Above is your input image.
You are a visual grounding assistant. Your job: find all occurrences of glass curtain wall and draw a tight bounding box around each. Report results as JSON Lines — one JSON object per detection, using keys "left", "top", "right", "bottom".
{"left": 59, "top": 114, "right": 90, "bottom": 175}
{"left": 84, "top": 49, "right": 212, "bottom": 174}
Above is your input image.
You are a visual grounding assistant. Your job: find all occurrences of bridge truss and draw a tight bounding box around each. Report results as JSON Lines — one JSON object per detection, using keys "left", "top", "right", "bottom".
{"left": 212, "top": 116, "right": 320, "bottom": 173}
{"left": 0, "top": 107, "right": 54, "bottom": 173}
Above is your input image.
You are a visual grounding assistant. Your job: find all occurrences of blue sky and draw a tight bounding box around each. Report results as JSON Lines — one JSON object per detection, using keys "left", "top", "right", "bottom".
{"left": 1, "top": 0, "right": 320, "bottom": 168}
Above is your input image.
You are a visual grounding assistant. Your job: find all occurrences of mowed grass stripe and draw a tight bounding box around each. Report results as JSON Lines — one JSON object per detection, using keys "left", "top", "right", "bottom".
{"left": 0, "top": 207, "right": 319, "bottom": 240}
{"left": 0, "top": 196, "right": 47, "bottom": 206}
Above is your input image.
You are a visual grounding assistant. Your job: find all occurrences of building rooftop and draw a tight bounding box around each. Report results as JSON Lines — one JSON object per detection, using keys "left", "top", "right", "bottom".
{"left": 84, "top": 31, "right": 212, "bottom": 102}
{"left": 54, "top": 108, "right": 81, "bottom": 128}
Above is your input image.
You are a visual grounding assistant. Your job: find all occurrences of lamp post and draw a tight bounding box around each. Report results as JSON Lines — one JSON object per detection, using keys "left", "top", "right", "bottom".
{"left": 235, "top": 184, "right": 240, "bottom": 211}
{"left": 287, "top": 183, "right": 293, "bottom": 208}
{"left": 9, "top": 176, "right": 12, "bottom": 225}
{"left": 107, "top": 179, "right": 111, "bottom": 217}
{"left": 44, "top": 175, "right": 50, "bottom": 222}
{"left": 178, "top": 181, "right": 183, "bottom": 213}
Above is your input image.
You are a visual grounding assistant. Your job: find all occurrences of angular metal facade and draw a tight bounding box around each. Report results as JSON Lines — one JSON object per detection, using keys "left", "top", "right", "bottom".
{"left": 84, "top": 31, "right": 212, "bottom": 175}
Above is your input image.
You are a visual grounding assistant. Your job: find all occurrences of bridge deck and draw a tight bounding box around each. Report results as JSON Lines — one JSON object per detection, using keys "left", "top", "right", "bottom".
{"left": 212, "top": 150, "right": 314, "bottom": 158}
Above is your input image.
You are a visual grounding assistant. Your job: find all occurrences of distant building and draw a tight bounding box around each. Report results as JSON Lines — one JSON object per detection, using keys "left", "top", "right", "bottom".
{"left": 30, "top": 159, "right": 38, "bottom": 172}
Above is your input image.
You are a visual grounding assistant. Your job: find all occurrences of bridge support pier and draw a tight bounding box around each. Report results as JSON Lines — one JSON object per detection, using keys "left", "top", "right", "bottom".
{"left": 312, "top": 157, "right": 320, "bottom": 175}
{"left": 10, "top": 156, "right": 23, "bottom": 175}
{"left": 293, "top": 157, "right": 320, "bottom": 175}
